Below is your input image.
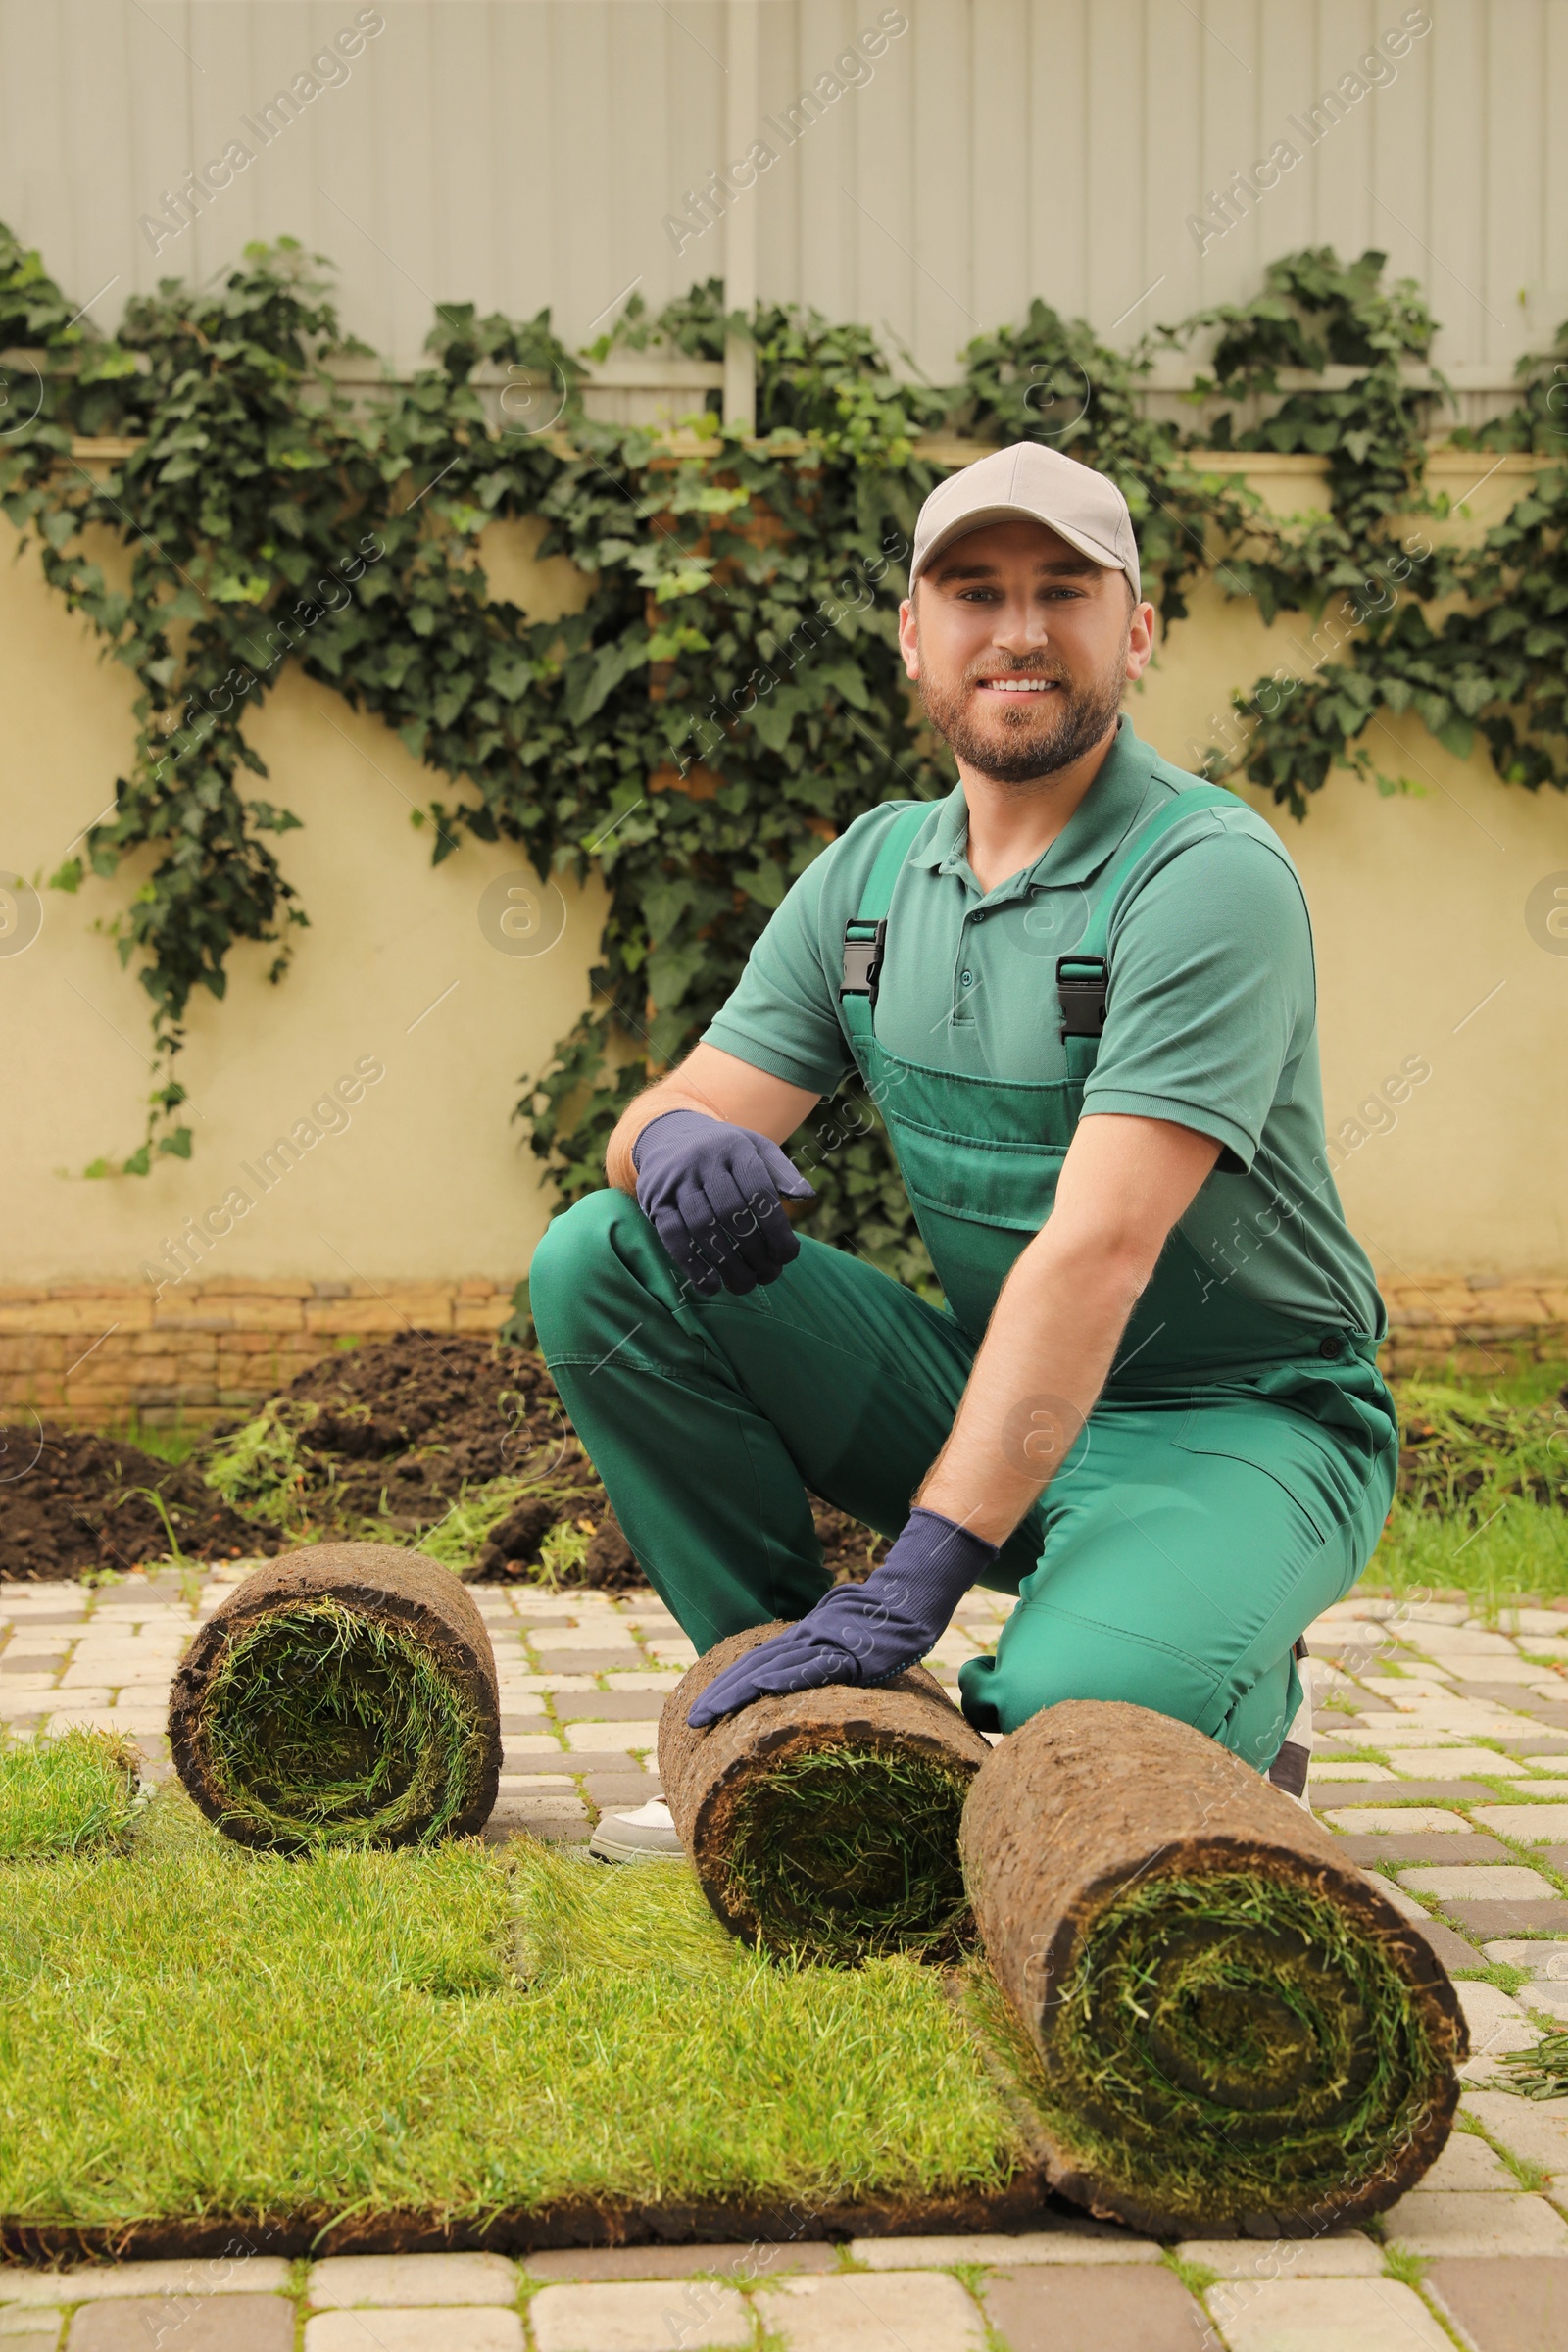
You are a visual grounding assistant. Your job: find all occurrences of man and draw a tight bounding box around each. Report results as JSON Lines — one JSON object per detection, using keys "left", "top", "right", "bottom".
{"left": 531, "top": 441, "right": 1397, "bottom": 1862}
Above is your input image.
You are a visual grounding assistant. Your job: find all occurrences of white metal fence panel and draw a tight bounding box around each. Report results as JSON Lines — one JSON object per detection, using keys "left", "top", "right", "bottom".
{"left": 0, "top": 1, "right": 1558, "bottom": 388}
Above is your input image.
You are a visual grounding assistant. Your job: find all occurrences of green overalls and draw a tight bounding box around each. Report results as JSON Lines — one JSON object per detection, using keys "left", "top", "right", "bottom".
{"left": 532, "top": 784, "right": 1399, "bottom": 1773}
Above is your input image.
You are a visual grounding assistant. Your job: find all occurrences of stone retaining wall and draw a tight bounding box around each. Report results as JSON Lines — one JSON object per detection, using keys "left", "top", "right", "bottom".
{"left": 0, "top": 1280, "right": 516, "bottom": 1425}
{"left": 0, "top": 1273, "right": 1563, "bottom": 1427}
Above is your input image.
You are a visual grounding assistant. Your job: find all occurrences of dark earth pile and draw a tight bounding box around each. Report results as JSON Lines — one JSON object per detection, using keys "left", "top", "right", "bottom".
{"left": 0, "top": 1425, "right": 275, "bottom": 1581}
{"left": 0, "top": 1333, "right": 894, "bottom": 1588}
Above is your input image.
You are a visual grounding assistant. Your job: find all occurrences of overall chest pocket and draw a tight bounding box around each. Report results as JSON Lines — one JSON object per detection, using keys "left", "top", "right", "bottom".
{"left": 897, "top": 1129, "right": 1067, "bottom": 1232}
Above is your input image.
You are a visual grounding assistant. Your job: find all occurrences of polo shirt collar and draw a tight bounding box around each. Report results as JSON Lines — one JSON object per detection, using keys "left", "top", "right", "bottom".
{"left": 906, "top": 717, "right": 1164, "bottom": 899}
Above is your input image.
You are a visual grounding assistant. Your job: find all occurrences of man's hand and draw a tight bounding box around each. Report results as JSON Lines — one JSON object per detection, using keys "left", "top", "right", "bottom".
{"left": 633, "top": 1108, "right": 816, "bottom": 1297}
{"left": 687, "top": 1507, "right": 998, "bottom": 1725}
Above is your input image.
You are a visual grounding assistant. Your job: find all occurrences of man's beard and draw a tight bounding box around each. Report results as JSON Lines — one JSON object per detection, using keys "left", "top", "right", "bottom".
{"left": 917, "top": 643, "right": 1128, "bottom": 785}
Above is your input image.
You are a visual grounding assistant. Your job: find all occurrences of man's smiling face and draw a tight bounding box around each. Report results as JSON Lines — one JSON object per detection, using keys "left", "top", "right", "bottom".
{"left": 899, "top": 517, "right": 1153, "bottom": 786}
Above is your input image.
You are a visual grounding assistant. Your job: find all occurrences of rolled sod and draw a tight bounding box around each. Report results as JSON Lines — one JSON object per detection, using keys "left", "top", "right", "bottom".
{"left": 659, "top": 1622, "right": 990, "bottom": 1966}
{"left": 961, "top": 1699, "right": 1468, "bottom": 2236}
{"left": 169, "top": 1543, "right": 501, "bottom": 1851}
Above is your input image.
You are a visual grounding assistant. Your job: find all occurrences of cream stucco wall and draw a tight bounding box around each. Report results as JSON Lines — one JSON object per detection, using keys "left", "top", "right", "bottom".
{"left": 0, "top": 513, "right": 606, "bottom": 1287}
{"left": 1, "top": 455, "right": 1564, "bottom": 1289}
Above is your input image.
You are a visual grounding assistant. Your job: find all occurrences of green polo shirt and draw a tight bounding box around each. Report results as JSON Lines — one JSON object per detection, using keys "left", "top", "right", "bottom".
{"left": 703, "top": 717, "right": 1386, "bottom": 1344}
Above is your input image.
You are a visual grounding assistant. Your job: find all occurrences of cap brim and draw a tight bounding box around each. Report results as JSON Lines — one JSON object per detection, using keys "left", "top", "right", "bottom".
{"left": 911, "top": 503, "right": 1128, "bottom": 587}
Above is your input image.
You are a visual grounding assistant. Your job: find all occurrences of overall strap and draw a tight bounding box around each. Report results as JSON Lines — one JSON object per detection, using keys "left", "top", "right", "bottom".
{"left": 1057, "top": 782, "right": 1237, "bottom": 1083}
{"left": 839, "top": 799, "right": 934, "bottom": 1043}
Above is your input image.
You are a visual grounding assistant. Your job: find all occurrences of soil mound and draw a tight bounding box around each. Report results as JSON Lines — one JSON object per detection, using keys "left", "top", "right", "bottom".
{"left": 0, "top": 1425, "right": 275, "bottom": 1581}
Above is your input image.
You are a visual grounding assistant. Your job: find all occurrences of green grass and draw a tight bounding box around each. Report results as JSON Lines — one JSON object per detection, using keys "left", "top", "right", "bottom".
{"left": 1361, "top": 1495, "right": 1568, "bottom": 1610}
{"left": 0, "top": 1793, "right": 1027, "bottom": 2233}
{"left": 194, "top": 1598, "right": 492, "bottom": 1851}
{"left": 1356, "top": 1366, "right": 1568, "bottom": 1609}
{"left": 0, "top": 1732, "right": 142, "bottom": 1860}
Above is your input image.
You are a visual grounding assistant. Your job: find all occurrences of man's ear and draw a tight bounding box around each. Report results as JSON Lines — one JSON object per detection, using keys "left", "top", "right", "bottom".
{"left": 898, "top": 591, "right": 920, "bottom": 679}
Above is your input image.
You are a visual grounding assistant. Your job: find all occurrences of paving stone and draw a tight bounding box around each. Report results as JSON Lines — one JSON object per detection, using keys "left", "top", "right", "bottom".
{"left": 305, "top": 2318, "right": 522, "bottom": 2352}
{"left": 526, "top": 1626, "right": 640, "bottom": 1652}
{"left": 980, "top": 2263, "right": 1209, "bottom": 2349}
{"left": 1461, "top": 2092, "right": 1568, "bottom": 2180}
{"left": 595, "top": 1672, "right": 682, "bottom": 1691}
{"left": 1447, "top": 1900, "right": 1568, "bottom": 1936}
{"left": 1425, "top": 2256, "right": 1568, "bottom": 2351}
{"left": 1481, "top": 1938, "right": 1568, "bottom": 1976}
{"left": 1400, "top": 1865, "right": 1557, "bottom": 1900}
{"left": 1391, "top": 1750, "right": 1535, "bottom": 1778}
{"left": 1473, "top": 1803, "right": 1568, "bottom": 1840}
{"left": 1338, "top": 1834, "right": 1514, "bottom": 1864}
{"left": 1175, "top": 2235, "right": 1382, "bottom": 2276}
{"left": 757, "top": 2272, "right": 984, "bottom": 2350}
{"left": 1413, "top": 2130, "right": 1518, "bottom": 2188}
{"left": 1384, "top": 2189, "right": 1568, "bottom": 2255}
{"left": 522, "top": 2244, "right": 839, "bottom": 2284}
{"left": 1517, "top": 1779, "right": 1568, "bottom": 1797}
{"left": 556, "top": 1694, "right": 676, "bottom": 1721}
{"left": 0, "top": 2327, "right": 59, "bottom": 2352}
{"left": 848, "top": 2230, "right": 1154, "bottom": 2266}
{"left": 1324, "top": 1805, "right": 1475, "bottom": 1834}
{"left": 563, "top": 1722, "right": 661, "bottom": 1752}
{"left": 1323, "top": 1780, "right": 1497, "bottom": 1806}
{"left": 580, "top": 1774, "right": 663, "bottom": 1807}
{"left": 0, "top": 2263, "right": 295, "bottom": 2307}
{"left": 1307, "top": 1762, "right": 1397, "bottom": 1781}
{"left": 528, "top": 2278, "right": 749, "bottom": 2350}
{"left": 307, "top": 2254, "right": 518, "bottom": 2307}
{"left": 1203, "top": 2276, "right": 1450, "bottom": 2349}
{"left": 531, "top": 1651, "right": 645, "bottom": 1677}
{"left": 68, "top": 2295, "right": 293, "bottom": 2351}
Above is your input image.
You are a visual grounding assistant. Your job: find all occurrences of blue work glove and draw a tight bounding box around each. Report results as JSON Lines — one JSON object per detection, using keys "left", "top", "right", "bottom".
{"left": 632, "top": 1108, "right": 815, "bottom": 1298}
{"left": 687, "top": 1506, "right": 998, "bottom": 1726}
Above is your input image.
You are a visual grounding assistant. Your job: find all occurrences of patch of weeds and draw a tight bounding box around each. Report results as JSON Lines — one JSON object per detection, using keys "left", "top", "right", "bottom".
{"left": 1367, "top": 1497, "right": 1568, "bottom": 1611}
{"left": 1163, "top": 2250, "right": 1221, "bottom": 2296}
{"left": 1450, "top": 1962, "right": 1535, "bottom": 1998}
{"left": 1380, "top": 2244, "right": 1428, "bottom": 2287}
{"left": 0, "top": 1731, "right": 144, "bottom": 1860}
{"left": 200, "top": 1397, "right": 322, "bottom": 1531}
{"left": 534, "top": 1518, "right": 594, "bottom": 1587}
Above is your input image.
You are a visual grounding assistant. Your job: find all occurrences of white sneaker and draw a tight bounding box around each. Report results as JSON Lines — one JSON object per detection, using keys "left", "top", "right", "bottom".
{"left": 588, "top": 1796, "right": 684, "bottom": 1863}
{"left": 1268, "top": 1640, "right": 1314, "bottom": 1813}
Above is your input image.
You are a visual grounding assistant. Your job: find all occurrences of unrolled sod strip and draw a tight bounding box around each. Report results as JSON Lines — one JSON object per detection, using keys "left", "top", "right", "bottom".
{"left": 660, "top": 1622, "right": 991, "bottom": 1966}
{"left": 959, "top": 1699, "right": 1468, "bottom": 2236}
{"left": 170, "top": 1543, "right": 501, "bottom": 1851}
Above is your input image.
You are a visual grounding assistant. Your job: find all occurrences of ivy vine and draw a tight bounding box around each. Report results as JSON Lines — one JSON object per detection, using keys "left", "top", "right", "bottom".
{"left": 0, "top": 225, "right": 1562, "bottom": 1290}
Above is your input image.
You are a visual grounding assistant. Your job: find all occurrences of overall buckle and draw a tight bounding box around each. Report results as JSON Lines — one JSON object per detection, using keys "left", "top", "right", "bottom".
{"left": 841, "top": 918, "right": 887, "bottom": 1006}
{"left": 1056, "top": 955, "right": 1108, "bottom": 1039}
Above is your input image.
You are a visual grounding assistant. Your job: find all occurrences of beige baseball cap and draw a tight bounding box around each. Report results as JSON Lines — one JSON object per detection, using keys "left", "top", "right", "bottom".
{"left": 909, "top": 441, "right": 1141, "bottom": 602}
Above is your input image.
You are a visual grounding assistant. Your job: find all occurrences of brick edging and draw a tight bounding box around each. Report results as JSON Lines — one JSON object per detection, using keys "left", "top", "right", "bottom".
{"left": 0, "top": 1275, "right": 1561, "bottom": 1424}
{"left": 0, "top": 1279, "right": 514, "bottom": 1423}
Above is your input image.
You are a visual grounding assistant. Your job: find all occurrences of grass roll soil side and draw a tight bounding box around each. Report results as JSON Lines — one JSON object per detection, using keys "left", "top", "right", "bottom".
{"left": 960, "top": 1699, "right": 1467, "bottom": 2237}
{"left": 660, "top": 1623, "right": 990, "bottom": 1967}
{"left": 169, "top": 1543, "right": 500, "bottom": 1850}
